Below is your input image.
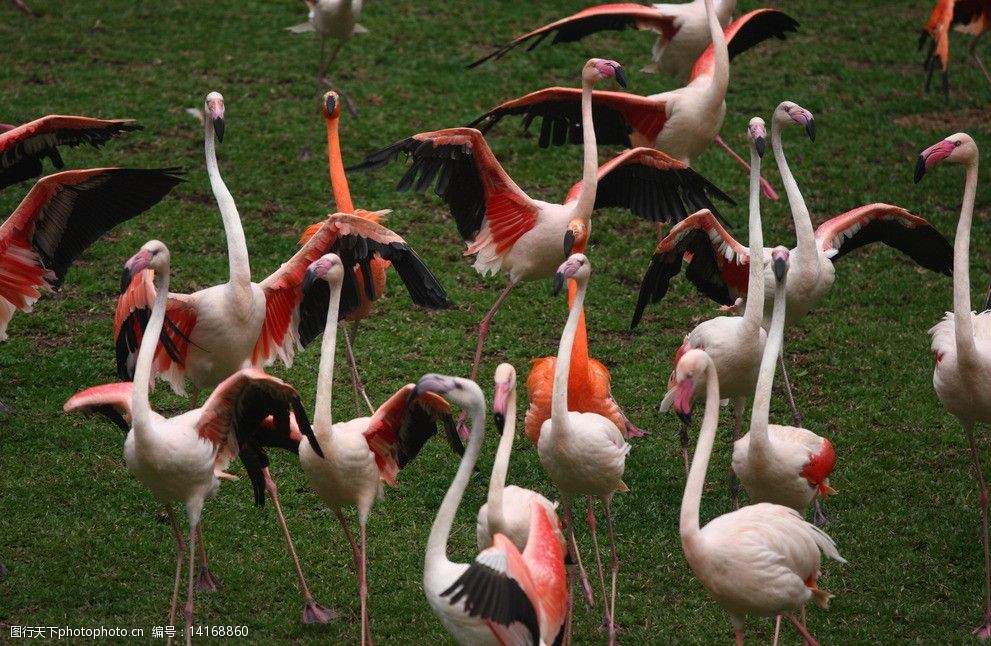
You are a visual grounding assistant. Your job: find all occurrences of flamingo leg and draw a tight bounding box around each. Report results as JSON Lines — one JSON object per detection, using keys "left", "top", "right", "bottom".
{"left": 300, "top": 37, "right": 327, "bottom": 161}
{"left": 964, "top": 421, "right": 991, "bottom": 639}
{"left": 604, "top": 499, "right": 619, "bottom": 646}
{"left": 778, "top": 350, "right": 802, "bottom": 426}
{"left": 184, "top": 521, "right": 199, "bottom": 646}
{"left": 772, "top": 614, "right": 781, "bottom": 645}
{"left": 812, "top": 498, "right": 833, "bottom": 527}
{"left": 730, "top": 399, "right": 743, "bottom": 510}
{"left": 970, "top": 32, "right": 991, "bottom": 88}
{"left": 359, "top": 522, "right": 373, "bottom": 646}
{"left": 335, "top": 510, "right": 363, "bottom": 574}
{"left": 457, "top": 282, "right": 516, "bottom": 438}
{"left": 194, "top": 524, "right": 220, "bottom": 592}
{"left": 342, "top": 321, "right": 374, "bottom": 415}
{"left": 187, "top": 386, "right": 200, "bottom": 411}
{"left": 586, "top": 498, "right": 608, "bottom": 623}
{"left": 713, "top": 135, "right": 779, "bottom": 200}
{"left": 735, "top": 628, "right": 744, "bottom": 646}
{"left": 263, "top": 468, "right": 336, "bottom": 624}
{"left": 787, "top": 612, "right": 820, "bottom": 646}
{"left": 166, "top": 506, "right": 185, "bottom": 644}
{"left": 568, "top": 504, "right": 594, "bottom": 607}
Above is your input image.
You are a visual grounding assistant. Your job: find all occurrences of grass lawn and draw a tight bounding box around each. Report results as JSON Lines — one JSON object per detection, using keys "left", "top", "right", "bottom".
{"left": 2, "top": 0, "right": 991, "bottom": 643}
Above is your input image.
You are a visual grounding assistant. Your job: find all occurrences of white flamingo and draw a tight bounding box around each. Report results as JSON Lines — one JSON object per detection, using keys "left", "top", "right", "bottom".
{"left": 418, "top": 373, "right": 568, "bottom": 646}
{"left": 915, "top": 132, "right": 991, "bottom": 638}
{"left": 476, "top": 363, "right": 560, "bottom": 554}
{"left": 674, "top": 346, "right": 845, "bottom": 645}
{"left": 731, "top": 246, "right": 836, "bottom": 524}
{"left": 538, "top": 253, "right": 629, "bottom": 645}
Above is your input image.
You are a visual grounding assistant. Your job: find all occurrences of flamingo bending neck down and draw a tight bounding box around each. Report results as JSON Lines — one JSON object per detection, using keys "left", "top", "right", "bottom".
{"left": 657, "top": 117, "right": 768, "bottom": 497}
{"left": 731, "top": 246, "right": 836, "bottom": 528}
{"left": 916, "top": 132, "right": 991, "bottom": 639}
{"left": 918, "top": 0, "right": 991, "bottom": 98}
{"left": 538, "top": 254, "right": 629, "bottom": 645}
{"left": 418, "top": 373, "right": 567, "bottom": 646}
{"left": 296, "top": 252, "right": 459, "bottom": 646}
{"left": 674, "top": 345, "right": 845, "bottom": 645}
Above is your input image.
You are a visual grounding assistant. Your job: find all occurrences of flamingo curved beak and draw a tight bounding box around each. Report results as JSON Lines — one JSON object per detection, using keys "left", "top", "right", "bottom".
{"left": 206, "top": 95, "right": 225, "bottom": 143}
{"left": 563, "top": 229, "right": 575, "bottom": 257}
{"left": 672, "top": 378, "right": 694, "bottom": 425}
{"left": 121, "top": 249, "right": 153, "bottom": 293}
{"left": 412, "top": 373, "right": 458, "bottom": 399}
{"left": 492, "top": 381, "right": 511, "bottom": 435}
{"left": 613, "top": 64, "right": 628, "bottom": 88}
{"left": 915, "top": 139, "right": 956, "bottom": 183}
{"left": 324, "top": 92, "right": 338, "bottom": 117}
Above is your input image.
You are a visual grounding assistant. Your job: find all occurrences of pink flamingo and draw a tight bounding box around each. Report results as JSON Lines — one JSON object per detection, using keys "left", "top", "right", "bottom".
{"left": 64, "top": 381, "right": 337, "bottom": 625}
{"left": 83, "top": 239, "right": 325, "bottom": 645}
{"left": 417, "top": 372, "right": 567, "bottom": 646}
{"left": 468, "top": 1, "right": 737, "bottom": 82}
{"left": 539, "top": 254, "right": 629, "bottom": 645}
{"left": 352, "top": 58, "right": 731, "bottom": 407}
{"left": 657, "top": 117, "right": 768, "bottom": 491}
{"left": 470, "top": 4, "right": 799, "bottom": 201}
{"left": 918, "top": 0, "right": 991, "bottom": 97}
{"left": 674, "top": 345, "right": 845, "bottom": 646}
{"left": 915, "top": 132, "right": 991, "bottom": 638}
{"left": 0, "top": 114, "right": 141, "bottom": 189}
{"left": 295, "top": 252, "right": 460, "bottom": 646}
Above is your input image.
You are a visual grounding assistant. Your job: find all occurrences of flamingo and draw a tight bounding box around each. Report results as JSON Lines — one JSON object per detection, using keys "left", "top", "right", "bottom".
{"left": 467, "top": 1, "right": 736, "bottom": 82}
{"left": 104, "top": 239, "right": 324, "bottom": 645}
{"left": 115, "top": 92, "right": 447, "bottom": 406}
{"left": 476, "top": 363, "right": 561, "bottom": 553}
{"left": 351, "top": 58, "right": 732, "bottom": 401}
{"left": 919, "top": 0, "right": 991, "bottom": 98}
{"left": 0, "top": 114, "right": 141, "bottom": 189}
{"left": 289, "top": 0, "right": 365, "bottom": 157}
{"left": 730, "top": 247, "right": 837, "bottom": 528}
{"left": 655, "top": 117, "right": 768, "bottom": 500}
{"left": 915, "top": 132, "right": 991, "bottom": 638}
{"left": 634, "top": 101, "right": 954, "bottom": 422}
{"left": 673, "top": 346, "right": 845, "bottom": 646}
{"left": 416, "top": 372, "right": 567, "bottom": 646}
{"left": 538, "top": 253, "right": 629, "bottom": 645}
{"left": 64, "top": 381, "right": 337, "bottom": 625}
{"left": 469, "top": 4, "right": 800, "bottom": 201}
{"left": 295, "top": 252, "right": 461, "bottom": 646}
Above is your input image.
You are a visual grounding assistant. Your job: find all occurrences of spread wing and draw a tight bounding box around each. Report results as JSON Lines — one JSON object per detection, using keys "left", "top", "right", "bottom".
{"left": 0, "top": 115, "right": 141, "bottom": 189}
{"left": 63, "top": 382, "right": 133, "bottom": 435}
{"left": 689, "top": 9, "right": 800, "bottom": 81}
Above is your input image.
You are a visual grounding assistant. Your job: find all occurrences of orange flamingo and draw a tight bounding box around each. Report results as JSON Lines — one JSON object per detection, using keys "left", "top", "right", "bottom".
{"left": 919, "top": 0, "right": 991, "bottom": 97}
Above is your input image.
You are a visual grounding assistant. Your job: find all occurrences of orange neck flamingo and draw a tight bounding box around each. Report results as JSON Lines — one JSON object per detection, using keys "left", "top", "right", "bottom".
{"left": 915, "top": 132, "right": 991, "bottom": 638}
{"left": 919, "top": 0, "right": 991, "bottom": 97}
{"left": 418, "top": 372, "right": 567, "bottom": 646}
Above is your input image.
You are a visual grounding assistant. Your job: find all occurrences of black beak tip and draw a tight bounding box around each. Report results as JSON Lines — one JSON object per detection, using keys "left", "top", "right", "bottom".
{"left": 755, "top": 137, "right": 765, "bottom": 158}
{"left": 301, "top": 268, "right": 317, "bottom": 293}
{"left": 493, "top": 412, "right": 505, "bottom": 435}
{"left": 213, "top": 117, "right": 225, "bottom": 143}
{"left": 552, "top": 272, "right": 565, "bottom": 296}
{"left": 614, "top": 65, "right": 628, "bottom": 88}
{"left": 914, "top": 156, "right": 927, "bottom": 183}
{"left": 563, "top": 230, "right": 575, "bottom": 258}
{"left": 120, "top": 267, "right": 133, "bottom": 294}
{"left": 805, "top": 118, "right": 816, "bottom": 142}
{"left": 676, "top": 410, "right": 692, "bottom": 426}
{"left": 325, "top": 94, "right": 337, "bottom": 116}
{"left": 773, "top": 258, "right": 786, "bottom": 281}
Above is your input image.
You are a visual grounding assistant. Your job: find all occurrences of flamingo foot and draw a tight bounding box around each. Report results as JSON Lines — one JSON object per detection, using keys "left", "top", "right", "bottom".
{"left": 578, "top": 565, "right": 595, "bottom": 608}
{"left": 195, "top": 567, "right": 221, "bottom": 592}
{"left": 302, "top": 599, "right": 338, "bottom": 625}
{"left": 812, "top": 500, "right": 833, "bottom": 527}
{"left": 974, "top": 620, "right": 991, "bottom": 640}
{"left": 623, "top": 420, "right": 648, "bottom": 438}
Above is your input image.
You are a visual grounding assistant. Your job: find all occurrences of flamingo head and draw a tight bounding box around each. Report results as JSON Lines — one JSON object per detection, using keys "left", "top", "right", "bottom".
{"left": 915, "top": 132, "right": 976, "bottom": 182}
{"left": 774, "top": 101, "right": 815, "bottom": 142}
{"left": 204, "top": 91, "right": 225, "bottom": 143}
{"left": 302, "top": 253, "right": 344, "bottom": 292}
{"left": 492, "top": 363, "right": 516, "bottom": 435}
{"left": 672, "top": 349, "right": 711, "bottom": 425}
{"left": 584, "top": 58, "right": 627, "bottom": 88}
{"left": 771, "top": 246, "right": 790, "bottom": 282}
{"left": 121, "top": 240, "right": 169, "bottom": 293}
{"left": 322, "top": 91, "right": 341, "bottom": 119}
{"left": 563, "top": 218, "right": 589, "bottom": 257}
{"left": 748, "top": 117, "right": 766, "bottom": 158}
{"left": 412, "top": 374, "right": 484, "bottom": 421}
{"left": 553, "top": 253, "right": 591, "bottom": 296}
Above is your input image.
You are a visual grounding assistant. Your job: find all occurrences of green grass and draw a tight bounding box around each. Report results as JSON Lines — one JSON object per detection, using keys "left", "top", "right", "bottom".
{"left": 1, "top": 0, "right": 990, "bottom": 643}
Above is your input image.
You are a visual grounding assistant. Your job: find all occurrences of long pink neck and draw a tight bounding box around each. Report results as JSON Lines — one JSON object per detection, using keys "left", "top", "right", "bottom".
{"left": 700, "top": 0, "right": 729, "bottom": 104}
{"left": 570, "top": 75, "right": 599, "bottom": 220}
{"left": 680, "top": 356, "right": 721, "bottom": 553}
{"left": 486, "top": 382, "right": 517, "bottom": 538}
{"left": 741, "top": 140, "right": 765, "bottom": 330}
{"left": 132, "top": 266, "right": 170, "bottom": 435}
{"left": 954, "top": 158, "right": 980, "bottom": 365}
{"left": 205, "top": 117, "right": 252, "bottom": 289}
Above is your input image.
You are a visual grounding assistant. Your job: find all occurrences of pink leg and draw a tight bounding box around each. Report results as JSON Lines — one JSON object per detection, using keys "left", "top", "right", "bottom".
{"left": 335, "top": 510, "right": 362, "bottom": 568}
{"left": 568, "top": 504, "right": 594, "bottom": 607}
{"left": 970, "top": 33, "right": 991, "bottom": 88}
{"left": 730, "top": 400, "right": 743, "bottom": 510}
{"left": 779, "top": 350, "right": 802, "bottom": 426}
{"left": 586, "top": 498, "right": 609, "bottom": 628}
{"left": 11, "top": 0, "right": 35, "bottom": 15}
{"left": 456, "top": 282, "right": 516, "bottom": 439}
{"left": 359, "top": 523, "right": 373, "bottom": 646}
{"left": 787, "top": 612, "right": 820, "bottom": 646}
{"left": 964, "top": 421, "right": 991, "bottom": 639}
{"left": 184, "top": 523, "right": 198, "bottom": 646}
{"left": 195, "top": 524, "right": 220, "bottom": 592}
{"left": 735, "top": 628, "right": 745, "bottom": 645}
{"left": 342, "top": 321, "right": 374, "bottom": 416}
{"left": 713, "top": 135, "right": 779, "bottom": 200}
{"left": 604, "top": 500, "right": 620, "bottom": 646}
{"left": 773, "top": 615, "right": 781, "bottom": 645}
{"left": 166, "top": 507, "right": 185, "bottom": 642}
{"left": 264, "top": 469, "right": 336, "bottom": 624}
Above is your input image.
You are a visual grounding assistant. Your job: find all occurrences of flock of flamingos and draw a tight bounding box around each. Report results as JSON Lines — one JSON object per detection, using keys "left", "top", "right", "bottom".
{"left": 3, "top": 0, "right": 991, "bottom": 644}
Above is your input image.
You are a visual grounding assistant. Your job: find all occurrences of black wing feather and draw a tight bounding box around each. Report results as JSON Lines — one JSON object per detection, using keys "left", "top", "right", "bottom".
{"left": 440, "top": 559, "right": 540, "bottom": 645}
{"left": 829, "top": 219, "right": 953, "bottom": 275}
